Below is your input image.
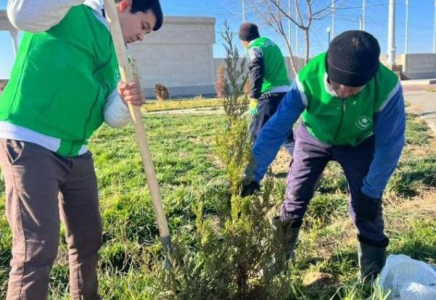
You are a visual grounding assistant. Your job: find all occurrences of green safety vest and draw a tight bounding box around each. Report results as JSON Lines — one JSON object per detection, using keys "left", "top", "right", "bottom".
{"left": 248, "top": 37, "right": 290, "bottom": 93}
{"left": 0, "top": 5, "right": 119, "bottom": 156}
{"left": 298, "top": 52, "right": 399, "bottom": 146}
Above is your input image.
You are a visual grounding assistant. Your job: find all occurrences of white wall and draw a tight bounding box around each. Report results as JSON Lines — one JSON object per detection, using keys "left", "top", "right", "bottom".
{"left": 402, "top": 54, "right": 436, "bottom": 79}
{"left": 128, "top": 16, "right": 216, "bottom": 97}
{"left": 380, "top": 54, "right": 436, "bottom": 79}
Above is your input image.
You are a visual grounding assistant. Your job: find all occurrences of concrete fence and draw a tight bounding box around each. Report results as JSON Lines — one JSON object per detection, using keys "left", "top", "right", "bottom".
{"left": 381, "top": 54, "right": 436, "bottom": 79}
{"left": 401, "top": 54, "right": 436, "bottom": 79}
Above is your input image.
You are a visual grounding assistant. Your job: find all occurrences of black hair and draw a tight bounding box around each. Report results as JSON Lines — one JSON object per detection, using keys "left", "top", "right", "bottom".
{"left": 114, "top": 0, "right": 163, "bottom": 31}
{"left": 239, "top": 23, "right": 260, "bottom": 42}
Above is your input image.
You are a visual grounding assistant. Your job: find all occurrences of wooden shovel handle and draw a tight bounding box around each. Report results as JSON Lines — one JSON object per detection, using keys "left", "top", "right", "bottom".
{"left": 102, "top": 0, "right": 170, "bottom": 244}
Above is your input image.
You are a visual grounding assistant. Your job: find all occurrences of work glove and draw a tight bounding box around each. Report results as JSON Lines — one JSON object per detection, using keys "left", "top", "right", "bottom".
{"left": 248, "top": 98, "right": 259, "bottom": 118}
{"left": 241, "top": 180, "right": 260, "bottom": 197}
{"left": 353, "top": 191, "right": 382, "bottom": 222}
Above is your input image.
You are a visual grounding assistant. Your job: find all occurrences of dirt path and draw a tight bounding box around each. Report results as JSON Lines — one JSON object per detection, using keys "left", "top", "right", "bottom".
{"left": 404, "top": 85, "right": 436, "bottom": 133}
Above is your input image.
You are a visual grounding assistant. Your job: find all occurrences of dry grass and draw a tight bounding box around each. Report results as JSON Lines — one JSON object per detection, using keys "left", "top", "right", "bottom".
{"left": 142, "top": 98, "right": 222, "bottom": 112}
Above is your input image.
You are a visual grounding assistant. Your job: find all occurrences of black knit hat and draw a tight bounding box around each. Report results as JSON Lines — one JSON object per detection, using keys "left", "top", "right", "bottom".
{"left": 326, "top": 30, "right": 381, "bottom": 87}
{"left": 239, "top": 23, "right": 260, "bottom": 41}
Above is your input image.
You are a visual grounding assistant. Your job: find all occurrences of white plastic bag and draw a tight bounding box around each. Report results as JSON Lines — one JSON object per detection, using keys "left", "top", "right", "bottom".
{"left": 379, "top": 254, "right": 436, "bottom": 300}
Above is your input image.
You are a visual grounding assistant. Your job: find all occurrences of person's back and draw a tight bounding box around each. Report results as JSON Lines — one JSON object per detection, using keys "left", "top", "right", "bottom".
{"left": 247, "top": 37, "right": 290, "bottom": 95}
{"left": 239, "top": 23, "right": 294, "bottom": 163}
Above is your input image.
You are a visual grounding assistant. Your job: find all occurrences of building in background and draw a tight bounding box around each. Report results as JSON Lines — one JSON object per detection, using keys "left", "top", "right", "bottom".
{"left": 129, "top": 17, "right": 217, "bottom": 98}
{"left": 130, "top": 16, "right": 299, "bottom": 98}
{"left": 1, "top": 11, "right": 436, "bottom": 98}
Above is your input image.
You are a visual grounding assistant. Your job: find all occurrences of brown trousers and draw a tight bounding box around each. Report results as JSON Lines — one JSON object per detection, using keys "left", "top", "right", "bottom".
{"left": 0, "top": 139, "right": 102, "bottom": 300}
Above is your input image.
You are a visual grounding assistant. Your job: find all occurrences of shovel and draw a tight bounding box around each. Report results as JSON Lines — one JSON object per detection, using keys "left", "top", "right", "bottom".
{"left": 103, "top": 0, "right": 172, "bottom": 269}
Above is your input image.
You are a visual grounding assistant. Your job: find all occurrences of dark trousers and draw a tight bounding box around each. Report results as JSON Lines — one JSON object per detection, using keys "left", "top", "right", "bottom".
{"left": 249, "top": 92, "right": 294, "bottom": 154}
{"left": 0, "top": 139, "right": 102, "bottom": 300}
{"left": 282, "top": 124, "right": 387, "bottom": 246}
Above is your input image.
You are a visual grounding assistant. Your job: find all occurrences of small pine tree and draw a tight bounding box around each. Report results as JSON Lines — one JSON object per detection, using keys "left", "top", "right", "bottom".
{"left": 215, "top": 64, "right": 227, "bottom": 99}
{"left": 151, "top": 21, "right": 291, "bottom": 300}
{"left": 243, "top": 79, "right": 251, "bottom": 97}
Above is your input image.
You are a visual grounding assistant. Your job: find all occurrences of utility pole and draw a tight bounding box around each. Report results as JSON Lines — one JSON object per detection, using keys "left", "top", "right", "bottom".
{"left": 326, "top": 27, "right": 331, "bottom": 46}
{"left": 405, "top": 0, "right": 409, "bottom": 54}
{"left": 434, "top": 0, "right": 436, "bottom": 53}
{"left": 242, "top": 0, "right": 246, "bottom": 23}
{"left": 387, "top": 0, "right": 396, "bottom": 66}
{"left": 359, "top": 16, "right": 363, "bottom": 30}
{"left": 331, "top": 0, "right": 335, "bottom": 38}
{"left": 362, "top": 0, "right": 366, "bottom": 31}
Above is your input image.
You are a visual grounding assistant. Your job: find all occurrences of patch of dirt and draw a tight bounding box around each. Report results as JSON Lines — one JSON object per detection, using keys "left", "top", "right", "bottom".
{"left": 391, "top": 192, "right": 436, "bottom": 218}
{"left": 406, "top": 104, "right": 424, "bottom": 115}
{"left": 208, "top": 153, "right": 226, "bottom": 169}
{"left": 313, "top": 219, "right": 355, "bottom": 259}
{"left": 271, "top": 149, "right": 291, "bottom": 175}
{"left": 406, "top": 142, "right": 436, "bottom": 156}
{"left": 302, "top": 271, "right": 338, "bottom": 288}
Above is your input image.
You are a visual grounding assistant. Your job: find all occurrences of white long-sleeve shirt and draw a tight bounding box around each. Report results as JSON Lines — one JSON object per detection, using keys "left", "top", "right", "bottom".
{"left": 7, "top": 0, "right": 131, "bottom": 127}
{"left": 1, "top": 0, "right": 132, "bottom": 155}
{"left": 7, "top": 0, "right": 86, "bottom": 33}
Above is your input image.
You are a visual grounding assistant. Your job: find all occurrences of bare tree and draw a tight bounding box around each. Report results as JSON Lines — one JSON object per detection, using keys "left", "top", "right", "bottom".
{"left": 246, "top": 0, "right": 346, "bottom": 75}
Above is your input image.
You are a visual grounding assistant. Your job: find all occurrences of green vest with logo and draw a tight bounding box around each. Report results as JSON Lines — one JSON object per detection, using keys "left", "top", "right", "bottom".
{"left": 298, "top": 52, "right": 399, "bottom": 146}
{"left": 249, "top": 37, "right": 290, "bottom": 94}
{"left": 0, "top": 5, "right": 118, "bottom": 157}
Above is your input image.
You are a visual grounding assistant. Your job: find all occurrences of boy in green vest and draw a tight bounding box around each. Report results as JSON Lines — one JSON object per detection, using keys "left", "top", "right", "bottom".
{"left": 0, "top": 0, "right": 163, "bottom": 299}
{"left": 239, "top": 23, "right": 294, "bottom": 155}
{"left": 242, "top": 31, "right": 406, "bottom": 280}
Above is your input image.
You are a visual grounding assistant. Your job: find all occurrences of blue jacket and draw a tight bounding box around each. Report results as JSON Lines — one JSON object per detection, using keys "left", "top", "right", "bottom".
{"left": 252, "top": 80, "right": 406, "bottom": 199}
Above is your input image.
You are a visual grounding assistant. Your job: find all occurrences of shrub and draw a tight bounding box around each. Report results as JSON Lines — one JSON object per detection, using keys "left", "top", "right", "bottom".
{"left": 156, "top": 84, "right": 170, "bottom": 101}
{"left": 151, "top": 21, "right": 291, "bottom": 300}
{"left": 215, "top": 64, "right": 226, "bottom": 99}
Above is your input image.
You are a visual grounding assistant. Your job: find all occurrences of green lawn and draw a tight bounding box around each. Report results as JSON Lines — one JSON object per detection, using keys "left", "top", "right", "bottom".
{"left": 143, "top": 98, "right": 223, "bottom": 112}
{"left": 0, "top": 112, "right": 435, "bottom": 299}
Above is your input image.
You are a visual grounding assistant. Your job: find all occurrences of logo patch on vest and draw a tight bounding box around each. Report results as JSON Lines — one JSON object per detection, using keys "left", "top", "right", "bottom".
{"left": 356, "top": 116, "right": 372, "bottom": 129}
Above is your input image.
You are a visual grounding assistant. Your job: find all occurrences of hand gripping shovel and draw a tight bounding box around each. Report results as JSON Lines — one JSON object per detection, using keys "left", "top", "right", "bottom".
{"left": 103, "top": 0, "right": 172, "bottom": 269}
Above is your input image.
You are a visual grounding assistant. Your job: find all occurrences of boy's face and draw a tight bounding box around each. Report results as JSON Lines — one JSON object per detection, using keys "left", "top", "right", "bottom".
{"left": 329, "top": 80, "right": 365, "bottom": 99}
{"left": 117, "top": 0, "right": 157, "bottom": 44}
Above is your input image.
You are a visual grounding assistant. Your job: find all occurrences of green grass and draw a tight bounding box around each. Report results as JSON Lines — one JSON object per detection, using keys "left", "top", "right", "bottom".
{"left": 0, "top": 112, "right": 435, "bottom": 299}
{"left": 143, "top": 98, "right": 223, "bottom": 112}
